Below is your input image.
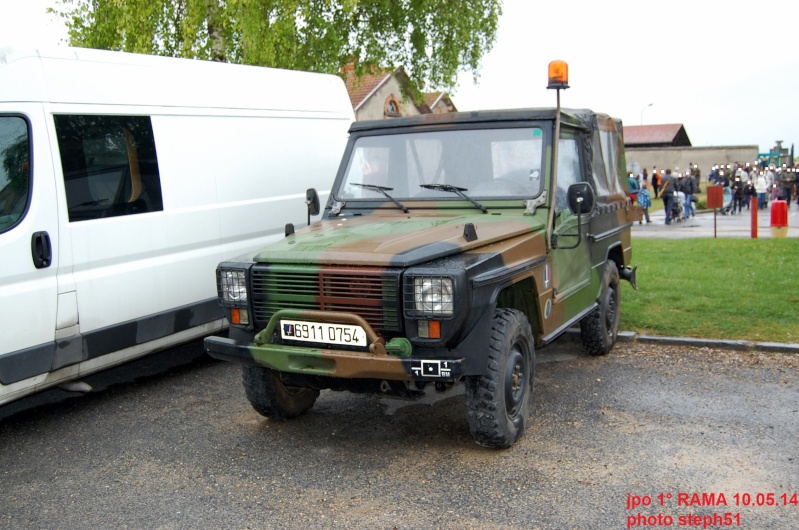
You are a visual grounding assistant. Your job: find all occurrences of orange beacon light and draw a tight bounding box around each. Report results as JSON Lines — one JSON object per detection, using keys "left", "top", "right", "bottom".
{"left": 547, "top": 60, "right": 569, "bottom": 90}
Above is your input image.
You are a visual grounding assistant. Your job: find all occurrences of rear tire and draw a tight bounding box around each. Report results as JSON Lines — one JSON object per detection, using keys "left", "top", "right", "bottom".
{"left": 580, "top": 260, "right": 621, "bottom": 356}
{"left": 242, "top": 365, "right": 319, "bottom": 420}
{"left": 465, "top": 309, "right": 535, "bottom": 449}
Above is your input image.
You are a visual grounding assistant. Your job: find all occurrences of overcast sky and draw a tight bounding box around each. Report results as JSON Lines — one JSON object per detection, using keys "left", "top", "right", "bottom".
{"left": 3, "top": 0, "right": 798, "bottom": 155}
{"left": 455, "top": 0, "right": 799, "bottom": 155}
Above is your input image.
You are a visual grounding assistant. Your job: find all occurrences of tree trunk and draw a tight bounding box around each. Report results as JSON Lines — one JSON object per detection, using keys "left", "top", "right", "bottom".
{"left": 206, "top": 0, "right": 225, "bottom": 62}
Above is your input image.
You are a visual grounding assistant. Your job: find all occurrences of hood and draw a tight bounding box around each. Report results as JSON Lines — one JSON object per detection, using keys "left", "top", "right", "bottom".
{"left": 253, "top": 211, "right": 545, "bottom": 267}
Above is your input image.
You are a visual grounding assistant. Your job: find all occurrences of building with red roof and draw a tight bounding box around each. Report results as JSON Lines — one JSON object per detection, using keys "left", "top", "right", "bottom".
{"left": 623, "top": 123, "right": 756, "bottom": 183}
{"left": 623, "top": 124, "right": 692, "bottom": 148}
{"left": 341, "top": 65, "right": 456, "bottom": 121}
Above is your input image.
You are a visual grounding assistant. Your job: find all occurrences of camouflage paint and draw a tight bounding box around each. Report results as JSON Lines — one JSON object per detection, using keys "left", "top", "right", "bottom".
{"left": 205, "top": 108, "right": 638, "bottom": 384}
{"left": 255, "top": 208, "right": 547, "bottom": 267}
{"left": 251, "top": 308, "right": 416, "bottom": 379}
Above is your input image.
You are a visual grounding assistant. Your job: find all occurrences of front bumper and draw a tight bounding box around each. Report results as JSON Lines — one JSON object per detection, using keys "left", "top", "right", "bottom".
{"left": 204, "top": 309, "right": 463, "bottom": 382}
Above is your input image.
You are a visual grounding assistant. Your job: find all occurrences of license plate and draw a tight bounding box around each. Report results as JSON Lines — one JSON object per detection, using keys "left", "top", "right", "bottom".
{"left": 280, "top": 320, "right": 368, "bottom": 347}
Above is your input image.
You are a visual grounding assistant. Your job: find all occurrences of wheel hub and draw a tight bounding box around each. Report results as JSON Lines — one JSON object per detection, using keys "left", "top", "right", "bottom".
{"left": 504, "top": 349, "right": 527, "bottom": 417}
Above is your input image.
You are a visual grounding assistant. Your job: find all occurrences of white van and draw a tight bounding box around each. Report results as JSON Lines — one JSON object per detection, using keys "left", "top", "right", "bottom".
{"left": 0, "top": 47, "right": 354, "bottom": 405}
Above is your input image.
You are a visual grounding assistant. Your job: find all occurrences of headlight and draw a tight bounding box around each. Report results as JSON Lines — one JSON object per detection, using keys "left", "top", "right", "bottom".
{"left": 218, "top": 269, "right": 248, "bottom": 304}
{"left": 413, "top": 277, "right": 453, "bottom": 316}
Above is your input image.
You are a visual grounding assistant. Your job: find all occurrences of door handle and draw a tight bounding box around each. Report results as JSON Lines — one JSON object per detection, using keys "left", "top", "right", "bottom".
{"left": 31, "top": 231, "right": 52, "bottom": 269}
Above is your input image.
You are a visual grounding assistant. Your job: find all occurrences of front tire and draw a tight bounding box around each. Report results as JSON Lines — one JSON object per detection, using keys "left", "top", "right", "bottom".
{"left": 242, "top": 365, "right": 319, "bottom": 420}
{"left": 465, "top": 309, "right": 535, "bottom": 449}
{"left": 580, "top": 260, "right": 621, "bottom": 356}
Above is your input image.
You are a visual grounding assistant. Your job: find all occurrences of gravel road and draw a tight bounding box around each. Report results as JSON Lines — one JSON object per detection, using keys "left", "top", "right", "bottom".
{"left": 1, "top": 338, "right": 797, "bottom": 530}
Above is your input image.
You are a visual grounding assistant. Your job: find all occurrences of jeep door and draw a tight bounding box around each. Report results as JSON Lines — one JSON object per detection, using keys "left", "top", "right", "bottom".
{"left": 549, "top": 131, "right": 592, "bottom": 316}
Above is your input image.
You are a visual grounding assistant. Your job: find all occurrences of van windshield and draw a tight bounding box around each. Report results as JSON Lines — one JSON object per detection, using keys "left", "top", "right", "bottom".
{"left": 336, "top": 127, "right": 545, "bottom": 203}
{"left": 0, "top": 117, "right": 30, "bottom": 233}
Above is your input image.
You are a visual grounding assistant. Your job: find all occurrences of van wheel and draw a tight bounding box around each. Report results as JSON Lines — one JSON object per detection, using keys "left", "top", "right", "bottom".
{"left": 242, "top": 365, "right": 319, "bottom": 420}
{"left": 580, "top": 260, "right": 621, "bottom": 356}
{"left": 465, "top": 309, "right": 535, "bottom": 449}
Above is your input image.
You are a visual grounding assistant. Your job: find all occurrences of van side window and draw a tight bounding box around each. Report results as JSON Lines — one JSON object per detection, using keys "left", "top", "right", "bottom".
{"left": 0, "top": 116, "right": 30, "bottom": 233}
{"left": 54, "top": 115, "right": 163, "bottom": 222}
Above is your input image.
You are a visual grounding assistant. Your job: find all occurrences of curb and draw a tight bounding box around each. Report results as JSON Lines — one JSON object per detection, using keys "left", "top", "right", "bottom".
{"left": 635, "top": 334, "right": 799, "bottom": 354}
{"left": 561, "top": 329, "right": 799, "bottom": 354}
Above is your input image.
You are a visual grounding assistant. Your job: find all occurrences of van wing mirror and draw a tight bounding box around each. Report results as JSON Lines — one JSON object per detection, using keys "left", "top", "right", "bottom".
{"left": 567, "top": 182, "right": 594, "bottom": 215}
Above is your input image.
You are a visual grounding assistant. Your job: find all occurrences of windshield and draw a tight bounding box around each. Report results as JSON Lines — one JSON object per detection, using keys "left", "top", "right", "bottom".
{"left": 336, "top": 127, "right": 545, "bottom": 203}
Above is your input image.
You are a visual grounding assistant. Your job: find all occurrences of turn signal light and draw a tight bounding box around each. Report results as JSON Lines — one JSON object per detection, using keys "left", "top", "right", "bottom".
{"left": 418, "top": 320, "right": 441, "bottom": 339}
{"left": 230, "top": 308, "right": 249, "bottom": 325}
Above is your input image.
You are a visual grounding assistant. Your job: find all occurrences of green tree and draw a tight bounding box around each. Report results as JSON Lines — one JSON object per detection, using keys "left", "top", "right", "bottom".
{"left": 53, "top": 0, "right": 501, "bottom": 94}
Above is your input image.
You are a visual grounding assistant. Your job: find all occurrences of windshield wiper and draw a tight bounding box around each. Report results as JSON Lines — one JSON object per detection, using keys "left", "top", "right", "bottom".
{"left": 419, "top": 184, "right": 488, "bottom": 213}
{"left": 351, "top": 183, "right": 409, "bottom": 213}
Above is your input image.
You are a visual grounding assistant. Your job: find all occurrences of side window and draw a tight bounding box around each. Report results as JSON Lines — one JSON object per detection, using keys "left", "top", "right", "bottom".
{"left": 555, "top": 137, "right": 582, "bottom": 213}
{"left": 598, "top": 128, "right": 625, "bottom": 195}
{"left": 0, "top": 116, "right": 30, "bottom": 233}
{"left": 54, "top": 115, "right": 163, "bottom": 222}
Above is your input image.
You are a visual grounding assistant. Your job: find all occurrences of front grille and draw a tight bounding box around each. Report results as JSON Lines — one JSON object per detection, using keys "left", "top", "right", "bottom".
{"left": 251, "top": 265, "right": 402, "bottom": 335}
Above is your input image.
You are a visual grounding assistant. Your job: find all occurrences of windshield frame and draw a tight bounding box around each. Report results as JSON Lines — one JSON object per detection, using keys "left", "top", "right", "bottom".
{"left": 330, "top": 122, "right": 550, "bottom": 211}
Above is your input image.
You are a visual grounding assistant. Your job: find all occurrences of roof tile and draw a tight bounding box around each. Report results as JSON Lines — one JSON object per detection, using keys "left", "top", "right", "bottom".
{"left": 623, "top": 124, "right": 686, "bottom": 145}
{"left": 341, "top": 65, "right": 392, "bottom": 109}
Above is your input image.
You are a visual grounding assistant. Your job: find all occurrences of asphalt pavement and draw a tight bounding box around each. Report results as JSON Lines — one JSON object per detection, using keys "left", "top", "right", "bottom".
{"left": 631, "top": 199, "right": 799, "bottom": 239}
{"left": 2, "top": 340, "right": 798, "bottom": 530}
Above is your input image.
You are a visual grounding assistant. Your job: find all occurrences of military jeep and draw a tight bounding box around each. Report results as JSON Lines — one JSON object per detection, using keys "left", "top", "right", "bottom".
{"left": 205, "top": 91, "right": 638, "bottom": 448}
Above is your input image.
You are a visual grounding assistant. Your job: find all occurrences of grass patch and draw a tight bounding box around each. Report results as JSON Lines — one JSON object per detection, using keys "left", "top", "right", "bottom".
{"left": 620, "top": 238, "right": 799, "bottom": 343}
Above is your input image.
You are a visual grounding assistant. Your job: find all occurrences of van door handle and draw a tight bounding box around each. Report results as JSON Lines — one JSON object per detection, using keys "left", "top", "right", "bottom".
{"left": 31, "top": 231, "right": 52, "bottom": 269}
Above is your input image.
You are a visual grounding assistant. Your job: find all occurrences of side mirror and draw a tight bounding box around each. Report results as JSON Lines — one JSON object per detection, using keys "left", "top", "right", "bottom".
{"left": 567, "top": 182, "right": 594, "bottom": 215}
{"left": 306, "top": 188, "right": 320, "bottom": 226}
{"left": 553, "top": 182, "right": 594, "bottom": 250}
{"left": 306, "top": 188, "right": 320, "bottom": 216}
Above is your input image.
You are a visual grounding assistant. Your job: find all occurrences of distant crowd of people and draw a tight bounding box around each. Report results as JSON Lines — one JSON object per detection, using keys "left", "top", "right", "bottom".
{"left": 627, "top": 161, "right": 798, "bottom": 225}
{"left": 708, "top": 163, "right": 797, "bottom": 211}
{"left": 628, "top": 164, "right": 700, "bottom": 225}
